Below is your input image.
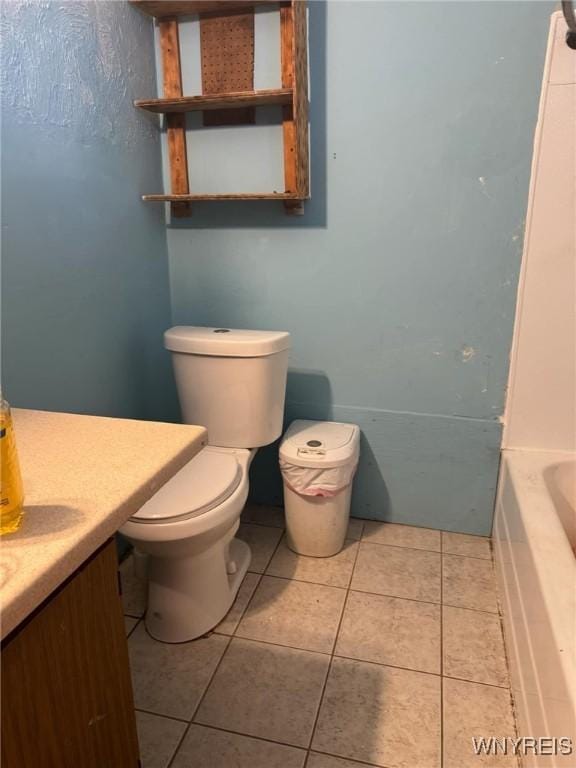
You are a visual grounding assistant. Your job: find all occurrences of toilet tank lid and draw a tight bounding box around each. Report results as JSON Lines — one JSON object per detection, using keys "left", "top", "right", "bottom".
{"left": 164, "top": 326, "right": 291, "bottom": 357}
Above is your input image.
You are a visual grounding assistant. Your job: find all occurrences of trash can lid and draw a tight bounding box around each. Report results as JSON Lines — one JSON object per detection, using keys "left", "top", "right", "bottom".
{"left": 280, "top": 420, "right": 360, "bottom": 468}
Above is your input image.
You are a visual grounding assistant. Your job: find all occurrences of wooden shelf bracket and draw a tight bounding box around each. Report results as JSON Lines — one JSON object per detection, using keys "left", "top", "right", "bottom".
{"left": 159, "top": 19, "right": 191, "bottom": 218}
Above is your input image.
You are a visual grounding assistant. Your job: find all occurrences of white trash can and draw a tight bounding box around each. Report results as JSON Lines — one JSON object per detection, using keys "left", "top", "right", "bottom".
{"left": 279, "top": 420, "right": 360, "bottom": 557}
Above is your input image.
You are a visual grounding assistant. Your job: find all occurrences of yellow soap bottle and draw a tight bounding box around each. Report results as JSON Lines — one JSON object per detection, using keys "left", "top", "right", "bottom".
{"left": 0, "top": 396, "right": 24, "bottom": 535}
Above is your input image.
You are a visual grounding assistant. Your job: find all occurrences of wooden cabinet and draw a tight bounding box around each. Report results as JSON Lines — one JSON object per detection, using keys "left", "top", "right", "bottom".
{"left": 1, "top": 540, "right": 140, "bottom": 768}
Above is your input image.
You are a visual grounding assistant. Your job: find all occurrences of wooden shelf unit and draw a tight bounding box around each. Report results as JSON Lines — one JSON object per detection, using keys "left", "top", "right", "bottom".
{"left": 132, "top": 0, "right": 309, "bottom": 217}
{"left": 131, "top": 1, "right": 275, "bottom": 17}
{"left": 135, "top": 87, "right": 293, "bottom": 114}
{"left": 142, "top": 192, "right": 300, "bottom": 200}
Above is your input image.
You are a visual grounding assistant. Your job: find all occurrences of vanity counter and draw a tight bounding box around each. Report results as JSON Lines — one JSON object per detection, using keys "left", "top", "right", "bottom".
{"left": 0, "top": 408, "right": 206, "bottom": 638}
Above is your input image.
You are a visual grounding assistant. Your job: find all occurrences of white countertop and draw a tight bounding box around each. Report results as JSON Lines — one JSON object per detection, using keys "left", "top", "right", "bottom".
{"left": 0, "top": 409, "right": 207, "bottom": 639}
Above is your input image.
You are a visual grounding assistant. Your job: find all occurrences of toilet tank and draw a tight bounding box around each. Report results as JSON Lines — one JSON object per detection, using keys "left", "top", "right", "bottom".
{"left": 164, "top": 326, "right": 290, "bottom": 448}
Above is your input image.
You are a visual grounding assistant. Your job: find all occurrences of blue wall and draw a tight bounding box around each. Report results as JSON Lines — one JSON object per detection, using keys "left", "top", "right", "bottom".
{"left": 1, "top": 1, "right": 176, "bottom": 422}
{"left": 0, "top": 1, "right": 552, "bottom": 535}
{"left": 166, "top": 1, "right": 552, "bottom": 535}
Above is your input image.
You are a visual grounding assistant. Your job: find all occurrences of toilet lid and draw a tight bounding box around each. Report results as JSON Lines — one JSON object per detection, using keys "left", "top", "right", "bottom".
{"left": 131, "top": 450, "right": 242, "bottom": 523}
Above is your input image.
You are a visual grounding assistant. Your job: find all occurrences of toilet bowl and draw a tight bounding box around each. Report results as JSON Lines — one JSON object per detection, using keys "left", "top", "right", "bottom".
{"left": 120, "top": 326, "right": 290, "bottom": 643}
{"left": 121, "top": 447, "right": 255, "bottom": 643}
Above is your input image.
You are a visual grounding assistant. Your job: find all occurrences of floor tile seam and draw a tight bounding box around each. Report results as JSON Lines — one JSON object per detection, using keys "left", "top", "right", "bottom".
{"left": 348, "top": 586, "right": 442, "bottom": 608}
{"left": 170, "top": 637, "right": 511, "bottom": 689}
{"left": 325, "top": 652, "right": 512, "bottom": 690}
{"left": 332, "top": 652, "right": 441, "bottom": 678}
{"left": 359, "top": 539, "right": 442, "bottom": 555}
{"left": 230, "top": 629, "right": 335, "bottom": 657}
{"left": 263, "top": 529, "right": 290, "bottom": 576}
{"left": 330, "top": 535, "right": 363, "bottom": 658}
{"left": 241, "top": 520, "right": 286, "bottom": 531}
{"left": 491, "top": 542, "right": 529, "bottom": 743}
{"left": 441, "top": 602, "right": 503, "bottom": 619}
{"left": 442, "top": 601, "right": 498, "bottom": 615}
{"left": 179, "top": 720, "right": 310, "bottom": 753}
{"left": 135, "top": 706, "right": 189, "bottom": 724}
{"left": 259, "top": 571, "right": 350, "bottom": 592}
{"left": 124, "top": 611, "right": 144, "bottom": 620}
{"left": 126, "top": 618, "right": 141, "bottom": 640}
{"left": 349, "top": 586, "right": 499, "bottom": 615}
{"left": 441, "top": 672, "right": 511, "bottom": 690}
{"left": 359, "top": 540, "right": 492, "bottom": 562}
{"left": 359, "top": 539, "right": 494, "bottom": 561}
{"left": 495, "top": 601, "right": 515, "bottom": 700}
{"left": 166, "top": 634, "right": 234, "bottom": 768}
{"left": 212, "top": 571, "right": 264, "bottom": 638}
{"left": 228, "top": 572, "right": 264, "bottom": 638}
{"left": 441, "top": 550, "right": 493, "bottom": 562}
{"left": 245, "top": 526, "right": 286, "bottom": 577}
{"left": 303, "top": 536, "right": 364, "bottom": 754}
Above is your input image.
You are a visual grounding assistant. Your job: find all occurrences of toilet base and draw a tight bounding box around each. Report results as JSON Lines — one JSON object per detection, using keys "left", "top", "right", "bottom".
{"left": 145, "top": 535, "right": 251, "bottom": 643}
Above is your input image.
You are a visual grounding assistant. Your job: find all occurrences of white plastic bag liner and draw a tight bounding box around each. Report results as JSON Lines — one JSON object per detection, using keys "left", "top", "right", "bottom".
{"left": 279, "top": 461, "right": 358, "bottom": 497}
{"left": 279, "top": 420, "right": 360, "bottom": 498}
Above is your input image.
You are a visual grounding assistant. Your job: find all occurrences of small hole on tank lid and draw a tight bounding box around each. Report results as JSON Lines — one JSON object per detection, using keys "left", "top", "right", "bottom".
{"left": 307, "top": 440, "right": 322, "bottom": 447}
{"left": 214, "top": 329, "right": 231, "bottom": 333}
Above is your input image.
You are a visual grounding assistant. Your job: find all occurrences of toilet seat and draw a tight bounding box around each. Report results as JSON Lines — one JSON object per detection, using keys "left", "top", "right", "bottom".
{"left": 131, "top": 449, "right": 242, "bottom": 524}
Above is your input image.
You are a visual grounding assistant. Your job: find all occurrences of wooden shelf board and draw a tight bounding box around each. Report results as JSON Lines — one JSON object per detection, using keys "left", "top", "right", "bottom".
{"left": 135, "top": 88, "right": 293, "bottom": 114}
{"left": 130, "top": 1, "right": 275, "bottom": 19}
{"left": 142, "top": 192, "right": 304, "bottom": 201}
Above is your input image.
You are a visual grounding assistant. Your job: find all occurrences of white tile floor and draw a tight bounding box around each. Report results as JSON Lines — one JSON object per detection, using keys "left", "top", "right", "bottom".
{"left": 121, "top": 506, "right": 517, "bottom": 768}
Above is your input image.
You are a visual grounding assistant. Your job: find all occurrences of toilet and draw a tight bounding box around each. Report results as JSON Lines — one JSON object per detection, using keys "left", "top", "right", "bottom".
{"left": 120, "top": 326, "right": 290, "bottom": 643}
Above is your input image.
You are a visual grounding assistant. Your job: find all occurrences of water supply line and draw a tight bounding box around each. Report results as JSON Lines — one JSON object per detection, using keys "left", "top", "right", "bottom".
{"left": 562, "top": 0, "right": 576, "bottom": 49}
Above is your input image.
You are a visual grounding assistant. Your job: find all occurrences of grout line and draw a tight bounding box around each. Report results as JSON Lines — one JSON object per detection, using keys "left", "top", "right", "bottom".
{"left": 124, "top": 611, "right": 145, "bottom": 620}
{"left": 359, "top": 539, "right": 442, "bottom": 555}
{"left": 258, "top": 528, "right": 287, "bottom": 576}
{"left": 347, "top": 586, "right": 441, "bottom": 607}
{"left": 125, "top": 617, "right": 141, "bottom": 640}
{"left": 332, "top": 652, "right": 511, "bottom": 691}
{"left": 191, "top": 630, "right": 511, "bottom": 691}
{"left": 492, "top": 549, "right": 519, "bottom": 741}
{"left": 228, "top": 572, "right": 263, "bottom": 637}
{"left": 242, "top": 525, "right": 287, "bottom": 578}
{"left": 261, "top": 572, "right": 355, "bottom": 590}
{"left": 165, "top": 634, "right": 234, "bottom": 768}
{"left": 256, "top": 571, "right": 349, "bottom": 592}
{"left": 225, "top": 633, "right": 333, "bottom": 657}
{"left": 303, "top": 532, "right": 364, "bottom": 753}
{"left": 332, "top": 652, "right": 441, "bottom": 679}
{"left": 440, "top": 550, "right": 493, "bottom": 562}
{"left": 178, "top": 721, "right": 310, "bottom": 754}
{"left": 240, "top": 518, "right": 286, "bottom": 531}
{"left": 135, "top": 707, "right": 189, "bottom": 724}
{"left": 350, "top": 585, "right": 500, "bottom": 616}
{"left": 360, "top": 538, "right": 492, "bottom": 561}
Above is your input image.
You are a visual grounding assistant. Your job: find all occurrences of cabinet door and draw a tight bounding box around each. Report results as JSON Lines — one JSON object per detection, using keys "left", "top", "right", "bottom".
{"left": 1, "top": 539, "right": 140, "bottom": 768}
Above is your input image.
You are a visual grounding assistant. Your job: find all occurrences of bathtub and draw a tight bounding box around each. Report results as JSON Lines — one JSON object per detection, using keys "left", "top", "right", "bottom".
{"left": 493, "top": 450, "right": 576, "bottom": 766}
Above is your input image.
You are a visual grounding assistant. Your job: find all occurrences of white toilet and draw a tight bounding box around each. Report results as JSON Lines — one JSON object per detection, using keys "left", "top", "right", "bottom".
{"left": 120, "top": 326, "right": 290, "bottom": 643}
